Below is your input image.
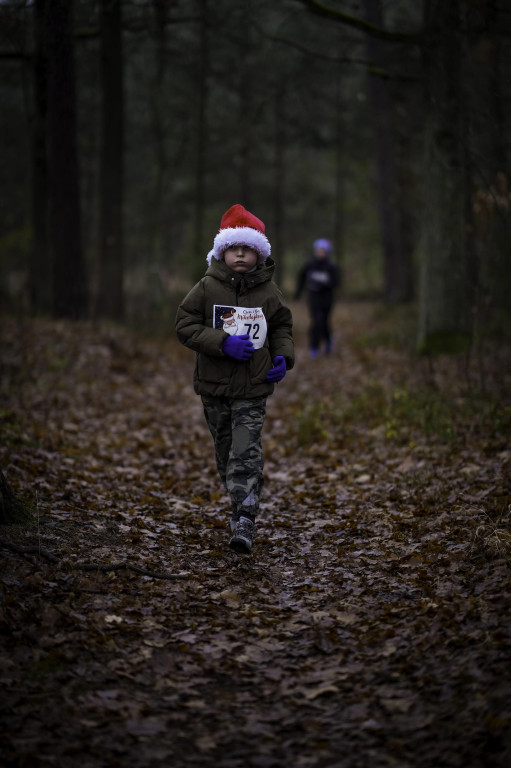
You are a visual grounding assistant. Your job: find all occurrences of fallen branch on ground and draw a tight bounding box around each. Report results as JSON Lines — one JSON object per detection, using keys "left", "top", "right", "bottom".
{"left": 1, "top": 541, "right": 58, "bottom": 563}
{"left": 0, "top": 540, "right": 189, "bottom": 580}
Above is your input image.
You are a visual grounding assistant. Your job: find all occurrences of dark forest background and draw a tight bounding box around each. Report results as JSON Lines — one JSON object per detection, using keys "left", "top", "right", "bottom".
{"left": 1, "top": 0, "right": 510, "bottom": 353}
{"left": 1, "top": 6, "right": 511, "bottom": 764}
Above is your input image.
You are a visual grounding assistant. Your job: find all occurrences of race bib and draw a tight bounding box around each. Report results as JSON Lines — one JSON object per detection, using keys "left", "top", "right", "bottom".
{"left": 214, "top": 305, "right": 267, "bottom": 349}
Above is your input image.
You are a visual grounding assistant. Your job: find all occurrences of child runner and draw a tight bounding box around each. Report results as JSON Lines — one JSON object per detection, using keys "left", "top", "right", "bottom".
{"left": 175, "top": 204, "right": 294, "bottom": 554}
{"left": 295, "top": 238, "right": 338, "bottom": 358}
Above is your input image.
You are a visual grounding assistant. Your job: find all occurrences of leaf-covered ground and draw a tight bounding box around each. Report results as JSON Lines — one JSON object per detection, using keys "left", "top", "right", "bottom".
{"left": 1, "top": 302, "right": 510, "bottom": 768}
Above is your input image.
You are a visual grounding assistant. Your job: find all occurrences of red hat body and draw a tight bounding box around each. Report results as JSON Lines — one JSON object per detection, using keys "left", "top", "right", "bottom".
{"left": 220, "top": 204, "right": 266, "bottom": 235}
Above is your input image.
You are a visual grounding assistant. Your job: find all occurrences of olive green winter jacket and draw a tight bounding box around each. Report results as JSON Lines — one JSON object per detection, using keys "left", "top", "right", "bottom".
{"left": 175, "top": 257, "right": 294, "bottom": 398}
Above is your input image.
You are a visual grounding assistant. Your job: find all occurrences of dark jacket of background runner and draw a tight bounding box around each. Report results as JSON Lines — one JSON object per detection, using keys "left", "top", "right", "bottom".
{"left": 295, "top": 257, "right": 338, "bottom": 302}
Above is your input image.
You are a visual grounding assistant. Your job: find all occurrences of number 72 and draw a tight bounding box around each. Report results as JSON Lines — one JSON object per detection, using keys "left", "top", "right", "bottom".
{"left": 244, "top": 323, "right": 260, "bottom": 339}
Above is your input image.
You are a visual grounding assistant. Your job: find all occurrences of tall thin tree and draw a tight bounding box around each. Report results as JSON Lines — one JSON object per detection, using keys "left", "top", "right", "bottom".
{"left": 98, "top": 0, "right": 124, "bottom": 321}
{"left": 149, "top": 0, "right": 169, "bottom": 266}
{"left": 363, "top": 0, "right": 411, "bottom": 303}
{"left": 418, "top": 0, "right": 472, "bottom": 353}
{"left": 30, "top": 0, "right": 51, "bottom": 315}
{"left": 272, "top": 89, "right": 285, "bottom": 285}
{"left": 46, "top": 0, "right": 88, "bottom": 319}
{"left": 334, "top": 69, "right": 345, "bottom": 290}
{"left": 238, "top": 0, "right": 253, "bottom": 208}
{"left": 192, "top": 0, "right": 209, "bottom": 278}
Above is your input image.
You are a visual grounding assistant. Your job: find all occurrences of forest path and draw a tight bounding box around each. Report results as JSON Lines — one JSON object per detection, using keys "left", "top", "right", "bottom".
{"left": 1, "top": 303, "right": 510, "bottom": 768}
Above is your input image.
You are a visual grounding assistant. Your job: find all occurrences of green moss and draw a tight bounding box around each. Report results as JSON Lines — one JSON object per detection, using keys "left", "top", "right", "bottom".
{"left": 339, "top": 383, "right": 458, "bottom": 444}
{"left": 336, "top": 382, "right": 509, "bottom": 448}
{"left": 295, "top": 402, "right": 331, "bottom": 446}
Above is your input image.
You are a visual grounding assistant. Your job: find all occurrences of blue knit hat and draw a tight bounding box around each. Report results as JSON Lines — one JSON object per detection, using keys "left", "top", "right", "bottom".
{"left": 313, "top": 238, "right": 332, "bottom": 254}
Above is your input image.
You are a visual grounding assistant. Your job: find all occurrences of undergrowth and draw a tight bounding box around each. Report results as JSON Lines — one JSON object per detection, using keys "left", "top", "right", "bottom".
{"left": 292, "top": 383, "right": 510, "bottom": 449}
{"left": 471, "top": 507, "right": 511, "bottom": 560}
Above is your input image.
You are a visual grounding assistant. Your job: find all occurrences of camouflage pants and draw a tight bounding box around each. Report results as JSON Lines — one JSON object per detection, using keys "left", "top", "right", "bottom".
{"left": 201, "top": 395, "right": 267, "bottom": 523}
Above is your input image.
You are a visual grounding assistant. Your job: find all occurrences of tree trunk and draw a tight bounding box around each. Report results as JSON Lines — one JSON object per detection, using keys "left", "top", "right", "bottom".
{"left": 98, "top": 0, "right": 124, "bottom": 321}
{"left": 46, "top": 0, "right": 88, "bottom": 319}
{"left": 30, "top": 0, "right": 51, "bottom": 315}
{"left": 149, "top": 0, "right": 169, "bottom": 266}
{"left": 192, "top": 0, "right": 209, "bottom": 280}
{"left": 273, "top": 91, "right": 285, "bottom": 286}
{"left": 238, "top": 0, "right": 253, "bottom": 208}
{"left": 334, "top": 71, "right": 345, "bottom": 292}
{"left": 363, "top": 0, "right": 411, "bottom": 303}
{"left": 418, "top": 0, "right": 472, "bottom": 354}
{"left": 469, "top": 2, "right": 511, "bottom": 331}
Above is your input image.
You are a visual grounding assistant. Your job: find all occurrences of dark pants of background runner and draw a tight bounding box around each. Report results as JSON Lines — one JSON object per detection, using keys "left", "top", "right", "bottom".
{"left": 201, "top": 395, "right": 267, "bottom": 524}
{"left": 308, "top": 293, "right": 334, "bottom": 350}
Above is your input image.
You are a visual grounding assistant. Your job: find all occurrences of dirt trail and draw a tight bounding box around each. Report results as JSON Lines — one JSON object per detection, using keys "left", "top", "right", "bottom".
{"left": 1, "top": 303, "right": 510, "bottom": 767}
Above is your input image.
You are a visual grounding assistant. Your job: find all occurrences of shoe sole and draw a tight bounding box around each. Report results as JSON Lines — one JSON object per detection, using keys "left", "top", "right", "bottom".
{"left": 229, "top": 536, "right": 252, "bottom": 555}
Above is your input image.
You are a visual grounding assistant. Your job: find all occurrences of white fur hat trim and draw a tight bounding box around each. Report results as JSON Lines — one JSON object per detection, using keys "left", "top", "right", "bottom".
{"left": 206, "top": 226, "right": 271, "bottom": 265}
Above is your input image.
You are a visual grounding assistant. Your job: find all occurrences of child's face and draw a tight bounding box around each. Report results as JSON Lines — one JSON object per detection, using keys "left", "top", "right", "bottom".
{"left": 224, "top": 245, "right": 258, "bottom": 273}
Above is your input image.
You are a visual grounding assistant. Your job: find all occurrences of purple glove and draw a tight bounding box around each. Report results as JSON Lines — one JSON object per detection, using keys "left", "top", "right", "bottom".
{"left": 222, "top": 333, "right": 254, "bottom": 361}
{"left": 266, "top": 355, "right": 286, "bottom": 383}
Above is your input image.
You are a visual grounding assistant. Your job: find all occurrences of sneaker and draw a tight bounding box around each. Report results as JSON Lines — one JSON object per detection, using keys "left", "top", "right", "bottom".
{"left": 229, "top": 516, "right": 255, "bottom": 554}
{"left": 230, "top": 515, "right": 238, "bottom": 533}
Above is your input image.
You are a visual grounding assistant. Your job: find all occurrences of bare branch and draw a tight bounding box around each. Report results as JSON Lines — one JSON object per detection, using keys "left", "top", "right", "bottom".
{"left": 293, "top": 0, "right": 422, "bottom": 45}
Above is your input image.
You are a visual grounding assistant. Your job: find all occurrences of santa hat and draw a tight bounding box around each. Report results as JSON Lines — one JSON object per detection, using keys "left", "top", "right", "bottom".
{"left": 206, "top": 204, "right": 271, "bottom": 265}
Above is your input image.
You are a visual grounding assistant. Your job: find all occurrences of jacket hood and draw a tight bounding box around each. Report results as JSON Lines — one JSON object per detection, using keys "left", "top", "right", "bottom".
{"left": 206, "top": 256, "right": 276, "bottom": 286}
